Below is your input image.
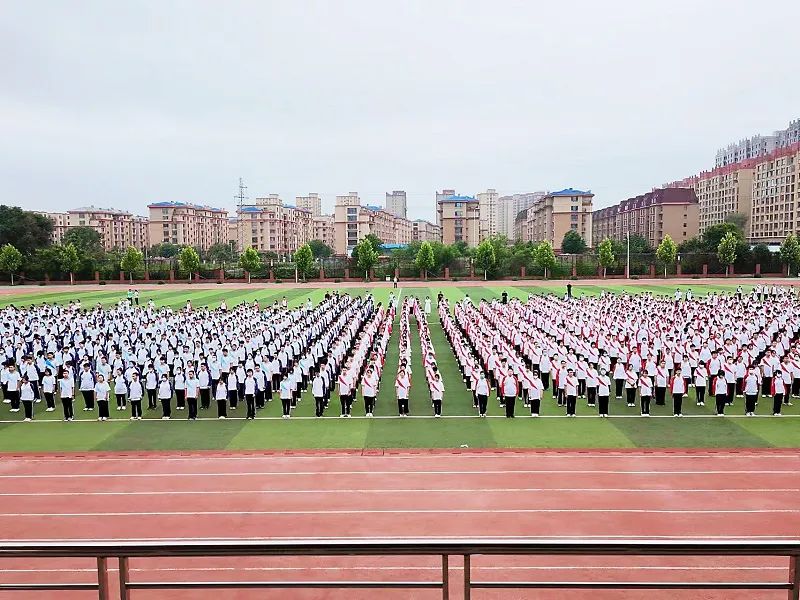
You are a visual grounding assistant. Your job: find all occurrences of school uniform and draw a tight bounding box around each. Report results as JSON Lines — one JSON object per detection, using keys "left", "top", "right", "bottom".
{"left": 41, "top": 374, "right": 56, "bottom": 411}
{"left": 743, "top": 373, "right": 759, "bottom": 415}
{"left": 395, "top": 373, "right": 410, "bottom": 416}
{"left": 128, "top": 380, "right": 144, "bottom": 419}
{"left": 475, "top": 375, "right": 490, "bottom": 417}
{"left": 712, "top": 375, "right": 727, "bottom": 416}
{"left": 20, "top": 381, "right": 35, "bottom": 420}
{"left": 430, "top": 378, "right": 444, "bottom": 416}
{"left": 564, "top": 375, "right": 578, "bottom": 416}
{"left": 597, "top": 374, "right": 610, "bottom": 416}
{"left": 185, "top": 376, "right": 199, "bottom": 420}
{"left": 214, "top": 380, "right": 228, "bottom": 418}
{"left": 670, "top": 375, "right": 686, "bottom": 416}
{"left": 94, "top": 380, "right": 111, "bottom": 420}
{"left": 244, "top": 376, "right": 257, "bottom": 420}
{"left": 157, "top": 380, "right": 172, "bottom": 418}
{"left": 639, "top": 375, "right": 652, "bottom": 415}
{"left": 312, "top": 374, "right": 325, "bottom": 417}
{"left": 79, "top": 369, "right": 96, "bottom": 410}
{"left": 501, "top": 374, "right": 518, "bottom": 418}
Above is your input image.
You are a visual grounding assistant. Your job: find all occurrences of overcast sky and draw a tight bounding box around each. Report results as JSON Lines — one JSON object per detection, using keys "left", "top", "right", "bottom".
{"left": 2, "top": 0, "right": 799, "bottom": 221}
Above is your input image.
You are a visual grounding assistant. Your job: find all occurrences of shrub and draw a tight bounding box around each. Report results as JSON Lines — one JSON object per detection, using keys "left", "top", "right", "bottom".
{"left": 99, "top": 280, "right": 106, "bottom": 285}
{"left": 511, "top": 277, "right": 518, "bottom": 281}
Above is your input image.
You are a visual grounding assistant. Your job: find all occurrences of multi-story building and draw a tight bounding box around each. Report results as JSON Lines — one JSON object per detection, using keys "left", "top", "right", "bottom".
{"left": 592, "top": 188, "right": 699, "bottom": 248}
{"left": 232, "top": 194, "right": 313, "bottom": 257}
{"left": 476, "top": 188, "right": 499, "bottom": 240}
{"left": 385, "top": 191, "right": 407, "bottom": 219}
{"left": 526, "top": 188, "right": 593, "bottom": 250}
{"left": 227, "top": 217, "right": 239, "bottom": 251}
{"left": 333, "top": 192, "right": 413, "bottom": 255}
{"left": 295, "top": 193, "right": 322, "bottom": 217}
{"left": 437, "top": 195, "right": 480, "bottom": 246}
{"left": 498, "top": 192, "right": 547, "bottom": 240}
{"left": 34, "top": 211, "right": 68, "bottom": 244}
{"left": 38, "top": 207, "right": 150, "bottom": 250}
{"left": 411, "top": 219, "right": 441, "bottom": 242}
{"left": 147, "top": 202, "right": 228, "bottom": 250}
{"left": 750, "top": 145, "right": 800, "bottom": 244}
{"left": 715, "top": 118, "right": 800, "bottom": 167}
{"left": 312, "top": 214, "right": 335, "bottom": 249}
{"left": 694, "top": 163, "right": 755, "bottom": 237}
{"left": 514, "top": 209, "right": 529, "bottom": 243}
{"left": 435, "top": 189, "right": 456, "bottom": 232}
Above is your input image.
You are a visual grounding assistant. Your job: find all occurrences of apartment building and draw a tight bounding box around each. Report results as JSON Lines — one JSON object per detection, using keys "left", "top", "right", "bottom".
{"left": 295, "top": 193, "right": 322, "bottom": 217}
{"left": 437, "top": 195, "right": 480, "bottom": 246}
{"left": 694, "top": 164, "right": 755, "bottom": 237}
{"left": 312, "top": 214, "right": 335, "bottom": 249}
{"left": 476, "top": 188, "right": 499, "bottom": 240}
{"left": 232, "top": 195, "right": 313, "bottom": 257}
{"left": 526, "top": 189, "right": 593, "bottom": 250}
{"left": 592, "top": 188, "right": 699, "bottom": 248}
{"left": 498, "top": 192, "right": 547, "bottom": 240}
{"left": 38, "top": 207, "right": 150, "bottom": 250}
{"left": 34, "top": 211, "right": 68, "bottom": 244}
{"left": 716, "top": 118, "right": 800, "bottom": 167}
{"left": 411, "top": 219, "right": 441, "bottom": 242}
{"left": 750, "top": 144, "right": 800, "bottom": 244}
{"left": 148, "top": 202, "right": 228, "bottom": 250}
{"left": 333, "top": 192, "right": 413, "bottom": 255}
{"left": 385, "top": 191, "right": 407, "bottom": 219}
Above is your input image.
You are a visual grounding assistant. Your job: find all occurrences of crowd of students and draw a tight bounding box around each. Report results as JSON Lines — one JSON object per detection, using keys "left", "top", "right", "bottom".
{"left": 3, "top": 286, "right": 800, "bottom": 422}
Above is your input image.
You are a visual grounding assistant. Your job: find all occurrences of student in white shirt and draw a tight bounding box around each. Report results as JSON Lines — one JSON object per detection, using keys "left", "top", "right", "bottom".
{"left": 743, "top": 367, "right": 760, "bottom": 416}
{"left": 713, "top": 370, "right": 728, "bottom": 416}
{"left": 475, "top": 371, "right": 490, "bottom": 417}
{"left": 639, "top": 372, "right": 652, "bottom": 416}
{"left": 670, "top": 368, "right": 687, "bottom": 417}
{"left": 94, "top": 374, "right": 111, "bottom": 421}
{"left": 58, "top": 370, "right": 75, "bottom": 421}
{"left": 19, "top": 375, "right": 35, "bottom": 421}
{"left": 185, "top": 371, "right": 199, "bottom": 420}
{"left": 214, "top": 379, "right": 228, "bottom": 419}
{"left": 41, "top": 368, "right": 56, "bottom": 412}
{"left": 528, "top": 371, "right": 544, "bottom": 417}
{"left": 430, "top": 372, "right": 444, "bottom": 417}
{"left": 173, "top": 367, "right": 186, "bottom": 411}
{"left": 128, "top": 372, "right": 144, "bottom": 420}
{"left": 312, "top": 372, "right": 325, "bottom": 417}
{"left": 113, "top": 369, "right": 128, "bottom": 410}
{"left": 395, "top": 368, "right": 410, "bottom": 416}
{"left": 79, "top": 364, "right": 95, "bottom": 411}
{"left": 244, "top": 369, "right": 257, "bottom": 420}
{"left": 361, "top": 365, "right": 378, "bottom": 417}
{"left": 772, "top": 370, "right": 786, "bottom": 416}
{"left": 157, "top": 374, "right": 172, "bottom": 419}
{"left": 597, "top": 368, "right": 611, "bottom": 417}
{"left": 279, "top": 376, "right": 293, "bottom": 418}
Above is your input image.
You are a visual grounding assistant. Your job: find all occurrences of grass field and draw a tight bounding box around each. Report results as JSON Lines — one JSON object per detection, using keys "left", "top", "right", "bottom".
{"left": 1, "top": 281, "right": 798, "bottom": 451}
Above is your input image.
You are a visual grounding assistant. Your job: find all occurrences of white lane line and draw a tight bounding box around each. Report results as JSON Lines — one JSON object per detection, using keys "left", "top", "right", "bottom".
{"left": 3, "top": 453, "right": 798, "bottom": 462}
{"left": 1, "top": 509, "right": 798, "bottom": 517}
{"left": 0, "top": 488, "right": 797, "bottom": 497}
{"left": 0, "top": 469, "right": 796, "bottom": 478}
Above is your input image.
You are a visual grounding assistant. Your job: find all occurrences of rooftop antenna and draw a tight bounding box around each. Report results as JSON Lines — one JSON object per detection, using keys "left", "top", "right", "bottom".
{"left": 234, "top": 177, "right": 248, "bottom": 252}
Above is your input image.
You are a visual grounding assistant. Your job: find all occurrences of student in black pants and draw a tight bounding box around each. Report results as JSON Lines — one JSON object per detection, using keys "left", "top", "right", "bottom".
{"left": 713, "top": 371, "right": 727, "bottom": 416}
{"left": 772, "top": 372, "right": 786, "bottom": 416}
{"left": 58, "top": 370, "right": 75, "bottom": 421}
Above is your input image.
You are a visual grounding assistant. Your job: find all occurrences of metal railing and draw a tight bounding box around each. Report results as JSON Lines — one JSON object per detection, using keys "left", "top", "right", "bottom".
{"left": 0, "top": 539, "right": 797, "bottom": 599}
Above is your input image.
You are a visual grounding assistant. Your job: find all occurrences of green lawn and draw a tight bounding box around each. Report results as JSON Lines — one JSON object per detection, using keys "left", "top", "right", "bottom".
{"left": 1, "top": 282, "right": 798, "bottom": 451}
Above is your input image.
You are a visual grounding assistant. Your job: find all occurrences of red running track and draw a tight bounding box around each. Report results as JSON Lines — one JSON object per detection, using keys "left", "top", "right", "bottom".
{"left": 0, "top": 449, "right": 798, "bottom": 599}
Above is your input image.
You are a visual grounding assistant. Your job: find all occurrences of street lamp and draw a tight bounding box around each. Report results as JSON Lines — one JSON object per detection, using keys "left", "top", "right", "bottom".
{"left": 626, "top": 231, "right": 630, "bottom": 279}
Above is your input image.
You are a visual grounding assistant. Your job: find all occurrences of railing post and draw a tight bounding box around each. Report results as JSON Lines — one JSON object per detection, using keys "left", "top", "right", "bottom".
{"left": 790, "top": 554, "right": 799, "bottom": 600}
{"left": 463, "top": 554, "right": 470, "bottom": 600}
{"left": 119, "top": 556, "right": 130, "bottom": 600}
{"left": 96, "top": 557, "right": 109, "bottom": 600}
{"left": 442, "top": 554, "right": 449, "bottom": 600}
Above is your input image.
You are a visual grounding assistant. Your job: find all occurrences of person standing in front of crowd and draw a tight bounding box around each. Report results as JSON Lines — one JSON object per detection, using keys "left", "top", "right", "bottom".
{"left": 214, "top": 378, "right": 228, "bottom": 419}
{"left": 670, "top": 367, "right": 686, "bottom": 417}
{"left": 41, "top": 368, "right": 56, "bottom": 412}
{"left": 128, "top": 372, "right": 144, "bottom": 421}
{"left": 638, "top": 371, "right": 652, "bottom": 416}
{"left": 694, "top": 362, "right": 708, "bottom": 406}
{"left": 113, "top": 368, "right": 127, "bottom": 411}
{"left": 312, "top": 371, "right": 326, "bottom": 417}
{"left": 624, "top": 364, "right": 637, "bottom": 408}
{"left": 613, "top": 360, "right": 625, "bottom": 400}
{"left": 173, "top": 366, "right": 186, "bottom": 411}
{"left": 279, "top": 374, "right": 293, "bottom": 419}
{"left": 58, "top": 369, "right": 74, "bottom": 421}
{"left": 564, "top": 368, "right": 578, "bottom": 417}
{"left": 94, "top": 373, "right": 111, "bottom": 422}
{"left": 713, "top": 369, "right": 728, "bottom": 416}
{"left": 243, "top": 369, "right": 257, "bottom": 420}
{"left": 743, "top": 366, "right": 760, "bottom": 416}
{"left": 655, "top": 359, "right": 668, "bottom": 406}
{"left": 475, "top": 370, "right": 490, "bottom": 417}
{"left": 198, "top": 364, "right": 211, "bottom": 410}
{"left": 157, "top": 374, "right": 172, "bottom": 420}
{"left": 430, "top": 372, "right": 444, "bottom": 417}
{"left": 4, "top": 363, "right": 21, "bottom": 413}
{"left": 772, "top": 370, "right": 786, "bottom": 416}
{"left": 501, "top": 368, "right": 518, "bottom": 418}
{"left": 227, "top": 365, "right": 239, "bottom": 410}
{"left": 361, "top": 365, "right": 378, "bottom": 417}
{"left": 185, "top": 370, "right": 199, "bottom": 421}
{"left": 597, "top": 368, "right": 610, "bottom": 417}
{"left": 529, "top": 370, "right": 543, "bottom": 417}
{"left": 79, "top": 363, "right": 95, "bottom": 411}
{"left": 19, "top": 375, "right": 35, "bottom": 422}
{"left": 395, "top": 367, "right": 410, "bottom": 416}
{"left": 144, "top": 364, "right": 158, "bottom": 410}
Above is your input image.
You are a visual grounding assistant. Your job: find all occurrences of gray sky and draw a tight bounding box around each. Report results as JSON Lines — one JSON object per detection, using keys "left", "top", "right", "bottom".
{"left": 2, "top": 0, "right": 799, "bottom": 221}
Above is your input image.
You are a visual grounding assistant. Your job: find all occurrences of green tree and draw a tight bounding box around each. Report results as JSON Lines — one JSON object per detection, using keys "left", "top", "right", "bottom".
{"left": 717, "top": 231, "right": 738, "bottom": 277}
{"left": 612, "top": 234, "right": 653, "bottom": 257}
{"left": 238, "top": 246, "right": 262, "bottom": 284}
{"left": 178, "top": 246, "right": 201, "bottom": 282}
{"left": 415, "top": 241, "right": 436, "bottom": 279}
{"left": 307, "top": 239, "right": 333, "bottom": 259}
{"left": 151, "top": 242, "right": 180, "bottom": 258}
{"left": 597, "top": 238, "right": 615, "bottom": 278}
{"left": 355, "top": 238, "right": 379, "bottom": 280}
{"left": 59, "top": 243, "right": 81, "bottom": 285}
{"left": 508, "top": 241, "right": 536, "bottom": 274}
{"left": 0, "top": 206, "right": 53, "bottom": 256}
{"left": 0, "top": 243, "right": 23, "bottom": 285}
{"left": 486, "top": 235, "right": 512, "bottom": 277}
{"left": 64, "top": 226, "right": 102, "bottom": 255}
{"left": 294, "top": 243, "right": 314, "bottom": 282}
{"left": 207, "top": 243, "right": 237, "bottom": 267}
{"left": 120, "top": 247, "right": 144, "bottom": 283}
{"left": 702, "top": 223, "right": 743, "bottom": 252}
{"left": 780, "top": 234, "right": 800, "bottom": 277}
{"left": 431, "top": 242, "right": 456, "bottom": 273}
{"left": 655, "top": 235, "right": 678, "bottom": 278}
{"left": 473, "top": 240, "right": 496, "bottom": 280}
{"left": 364, "top": 234, "right": 384, "bottom": 255}
{"left": 533, "top": 240, "right": 557, "bottom": 279}
{"left": 561, "top": 229, "right": 587, "bottom": 254}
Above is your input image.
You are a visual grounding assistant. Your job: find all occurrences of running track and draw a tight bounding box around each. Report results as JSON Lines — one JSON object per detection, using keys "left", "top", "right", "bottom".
{"left": 0, "top": 450, "right": 798, "bottom": 599}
